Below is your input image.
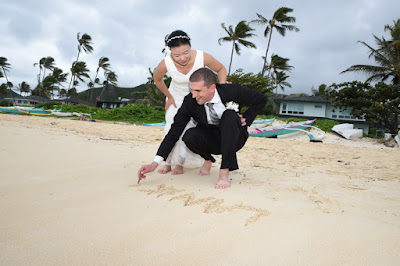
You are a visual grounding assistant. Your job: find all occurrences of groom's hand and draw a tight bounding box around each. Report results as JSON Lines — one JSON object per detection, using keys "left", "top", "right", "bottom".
{"left": 238, "top": 114, "right": 246, "bottom": 126}
{"left": 138, "top": 162, "right": 159, "bottom": 181}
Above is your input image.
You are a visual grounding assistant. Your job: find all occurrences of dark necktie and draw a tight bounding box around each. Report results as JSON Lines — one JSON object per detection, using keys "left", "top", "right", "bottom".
{"left": 206, "top": 103, "right": 219, "bottom": 125}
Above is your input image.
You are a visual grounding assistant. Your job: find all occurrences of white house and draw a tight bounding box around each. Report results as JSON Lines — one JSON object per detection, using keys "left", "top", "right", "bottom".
{"left": 275, "top": 96, "right": 370, "bottom": 134}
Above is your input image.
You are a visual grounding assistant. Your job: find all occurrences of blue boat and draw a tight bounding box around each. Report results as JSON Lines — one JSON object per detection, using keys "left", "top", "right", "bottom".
{"left": 143, "top": 122, "right": 166, "bottom": 126}
{"left": 251, "top": 118, "right": 275, "bottom": 125}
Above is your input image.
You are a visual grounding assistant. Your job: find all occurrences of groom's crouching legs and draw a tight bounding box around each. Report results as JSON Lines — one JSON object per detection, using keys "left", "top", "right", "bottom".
{"left": 183, "top": 127, "right": 218, "bottom": 163}
{"left": 218, "top": 110, "right": 248, "bottom": 171}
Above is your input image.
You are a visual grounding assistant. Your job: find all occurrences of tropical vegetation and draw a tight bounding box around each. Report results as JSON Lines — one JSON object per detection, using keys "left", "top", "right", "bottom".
{"left": 218, "top": 20, "right": 257, "bottom": 76}
{"left": 328, "top": 81, "right": 400, "bottom": 134}
{"left": 251, "top": 7, "right": 300, "bottom": 77}
{"left": 341, "top": 19, "right": 400, "bottom": 85}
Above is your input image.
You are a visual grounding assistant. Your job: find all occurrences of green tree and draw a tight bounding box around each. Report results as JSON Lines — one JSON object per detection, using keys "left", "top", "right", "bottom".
{"left": 33, "top": 57, "right": 46, "bottom": 89}
{"left": 311, "top": 84, "right": 331, "bottom": 97}
{"left": 0, "top": 57, "right": 15, "bottom": 103}
{"left": 99, "top": 70, "right": 118, "bottom": 100}
{"left": 88, "top": 56, "right": 111, "bottom": 102}
{"left": 273, "top": 71, "right": 292, "bottom": 92}
{"left": 137, "top": 68, "right": 170, "bottom": 107}
{"left": 41, "top": 68, "right": 68, "bottom": 99}
{"left": 0, "top": 83, "right": 7, "bottom": 95}
{"left": 251, "top": 7, "right": 299, "bottom": 76}
{"left": 70, "top": 61, "right": 90, "bottom": 96}
{"left": 267, "top": 54, "right": 293, "bottom": 112}
{"left": 59, "top": 88, "right": 67, "bottom": 98}
{"left": 341, "top": 19, "right": 400, "bottom": 85}
{"left": 228, "top": 68, "right": 272, "bottom": 94}
{"left": 218, "top": 20, "right": 257, "bottom": 76}
{"left": 16, "top": 81, "right": 31, "bottom": 96}
{"left": 329, "top": 81, "right": 400, "bottom": 133}
{"left": 68, "top": 33, "right": 94, "bottom": 91}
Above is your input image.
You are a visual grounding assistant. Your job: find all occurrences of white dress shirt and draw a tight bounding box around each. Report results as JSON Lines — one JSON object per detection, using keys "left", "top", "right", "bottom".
{"left": 153, "top": 89, "right": 226, "bottom": 164}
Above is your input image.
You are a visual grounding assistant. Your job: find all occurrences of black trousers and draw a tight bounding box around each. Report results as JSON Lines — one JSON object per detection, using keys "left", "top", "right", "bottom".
{"left": 182, "top": 110, "right": 248, "bottom": 171}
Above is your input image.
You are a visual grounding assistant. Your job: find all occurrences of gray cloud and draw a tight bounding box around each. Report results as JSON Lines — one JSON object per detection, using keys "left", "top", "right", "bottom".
{"left": 1, "top": 0, "right": 399, "bottom": 95}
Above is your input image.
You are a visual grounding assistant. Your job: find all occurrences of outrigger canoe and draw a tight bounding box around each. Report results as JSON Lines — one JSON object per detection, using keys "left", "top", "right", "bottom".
{"left": 0, "top": 107, "right": 22, "bottom": 114}
{"left": 248, "top": 119, "right": 317, "bottom": 138}
{"left": 143, "top": 122, "right": 166, "bottom": 126}
{"left": 251, "top": 117, "right": 275, "bottom": 125}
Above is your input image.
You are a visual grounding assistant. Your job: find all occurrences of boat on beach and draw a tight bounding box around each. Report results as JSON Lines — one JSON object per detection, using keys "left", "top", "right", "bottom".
{"left": 251, "top": 118, "right": 275, "bottom": 125}
{"left": 248, "top": 119, "right": 324, "bottom": 141}
{"left": 143, "top": 122, "right": 166, "bottom": 126}
{"left": 331, "top": 123, "right": 363, "bottom": 140}
{"left": 0, "top": 106, "right": 22, "bottom": 114}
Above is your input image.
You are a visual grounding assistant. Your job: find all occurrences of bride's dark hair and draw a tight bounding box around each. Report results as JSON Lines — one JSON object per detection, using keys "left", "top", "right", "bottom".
{"left": 165, "top": 30, "right": 191, "bottom": 48}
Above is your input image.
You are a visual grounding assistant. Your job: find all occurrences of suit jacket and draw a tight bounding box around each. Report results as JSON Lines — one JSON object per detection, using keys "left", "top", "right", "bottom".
{"left": 157, "top": 83, "right": 267, "bottom": 160}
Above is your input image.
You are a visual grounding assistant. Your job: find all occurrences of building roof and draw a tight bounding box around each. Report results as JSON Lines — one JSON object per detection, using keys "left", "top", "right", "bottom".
{"left": 274, "top": 96, "right": 331, "bottom": 104}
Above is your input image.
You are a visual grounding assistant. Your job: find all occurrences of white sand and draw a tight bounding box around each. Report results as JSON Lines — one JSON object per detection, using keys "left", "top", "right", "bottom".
{"left": 1, "top": 113, "right": 399, "bottom": 265}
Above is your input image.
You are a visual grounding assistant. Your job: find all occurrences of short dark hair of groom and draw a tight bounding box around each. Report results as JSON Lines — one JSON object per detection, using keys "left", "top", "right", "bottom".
{"left": 189, "top": 68, "right": 217, "bottom": 87}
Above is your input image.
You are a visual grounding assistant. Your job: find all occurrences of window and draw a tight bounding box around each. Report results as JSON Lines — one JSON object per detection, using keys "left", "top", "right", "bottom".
{"left": 314, "top": 104, "right": 322, "bottom": 108}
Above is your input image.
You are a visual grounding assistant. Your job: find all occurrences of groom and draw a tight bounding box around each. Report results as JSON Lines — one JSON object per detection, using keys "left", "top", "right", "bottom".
{"left": 138, "top": 68, "right": 266, "bottom": 189}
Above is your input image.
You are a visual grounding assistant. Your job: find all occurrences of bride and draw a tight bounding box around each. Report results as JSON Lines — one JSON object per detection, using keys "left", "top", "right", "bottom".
{"left": 153, "top": 30, "right": 227, "bottom": 175}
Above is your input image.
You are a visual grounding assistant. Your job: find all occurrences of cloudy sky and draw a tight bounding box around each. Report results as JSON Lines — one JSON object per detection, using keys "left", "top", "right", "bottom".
{"left": 1, "top": 0, "right": 399, "bottom": 95}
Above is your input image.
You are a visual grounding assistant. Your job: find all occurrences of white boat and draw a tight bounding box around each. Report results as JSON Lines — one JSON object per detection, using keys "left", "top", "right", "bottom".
{"left": 332, "top": 123, "right": 363, "bottom": 140}
{"left": 395, "top": 130, "right": 400, "bottom": 147}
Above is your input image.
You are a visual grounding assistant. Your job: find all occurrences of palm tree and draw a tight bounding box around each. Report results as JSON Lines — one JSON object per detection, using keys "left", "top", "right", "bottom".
{"left": 70, "top": 61, "right": 90, "bottom": 96}
{"left": 88, "top": 56, "right": 111, "bottom": 102}
{"left": 341, "top": 20, "right": 400, "bottom": 85}
{"left": 251, "top": 7, "right": 299, "bottom": 76}
{"left": 0, "top": 57, "right": 15, "bottom": 103}
{"left": 218, "top": 21, "right": 257, "bottom": 75}
{"left": 16, "top": 81, "right": 31, "bottom": 96}
{"left": 99, "top": 70, "right": 118, "bottom": 100}
{"left": 68, "top": 33, "right": 94, "bottom": 91}
{"left": 33, "top": 57, "right": 46, "bottom": 89}
{"left": 268, "top": 54, "right": 293, "bottom": 112}
{"left": 41, "top": 57, "right": 55, "bottom": 83}
{"left": 273, "top": 71, "right": 292, "bottom": 93}
{"left": 42, "top": 68, "right": 68, "bottom": 99}
{"left": 384, "top": 19, "right": 400, "bottom": 48}
{"left": 0, "top": 83, "right": 7, "bottom": 95}
{"left": 137, "top": 68, "right": 169, "bottom": 106}
{"left": 311, "top": 84, "right": 331, "bottom": 97}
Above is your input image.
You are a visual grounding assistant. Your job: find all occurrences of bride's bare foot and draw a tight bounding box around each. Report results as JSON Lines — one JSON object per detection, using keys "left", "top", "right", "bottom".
{"left": 199, "top": 160, "right": 212, "bottom": 176}
{"left": 171, "top": 165, "right": 184, "bottom": 175}
{"left": 215, "top": 169, "right": 231, "bottom": 189}
{"left": 158, "top": 165, "right": 171, "bottom": 174}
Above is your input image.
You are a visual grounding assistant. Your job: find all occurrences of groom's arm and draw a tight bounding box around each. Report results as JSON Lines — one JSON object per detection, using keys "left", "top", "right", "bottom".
{"left": 138, "top": 95, "right": 194, "bottom": 181}
{"left": 221, "top": 83, "right": 266, "bottom": 126}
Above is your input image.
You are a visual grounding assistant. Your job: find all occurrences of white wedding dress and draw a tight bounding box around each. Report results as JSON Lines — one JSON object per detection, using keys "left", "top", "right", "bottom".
{"left": 163, "top": 50, "right": 205, "bottom": 168}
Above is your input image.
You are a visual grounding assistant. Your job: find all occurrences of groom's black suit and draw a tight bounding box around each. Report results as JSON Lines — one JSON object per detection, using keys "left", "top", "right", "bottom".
{"left": 156, "top": 83, "right": 266, "bottom": 171}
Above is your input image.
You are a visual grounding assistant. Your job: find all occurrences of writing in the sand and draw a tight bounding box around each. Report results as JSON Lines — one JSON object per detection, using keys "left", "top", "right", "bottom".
{"left": 130, "top": 184, "right": 270, "bottom": 226}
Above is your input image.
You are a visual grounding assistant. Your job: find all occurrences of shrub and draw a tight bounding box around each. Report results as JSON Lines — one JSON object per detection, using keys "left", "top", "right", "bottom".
{"left": 92, "top": 104, "right": 165, "bottom": 123}
{"left": 313, "top": 119, "right": 339, "bottom": 132}
{"left": 35, "top": 101, "right": 62, "bottom": 110}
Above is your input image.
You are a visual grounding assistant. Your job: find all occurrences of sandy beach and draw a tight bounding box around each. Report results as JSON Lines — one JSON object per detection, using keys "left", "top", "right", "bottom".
{"left": 1, "top": 113, "right": 399, "bottom": 265}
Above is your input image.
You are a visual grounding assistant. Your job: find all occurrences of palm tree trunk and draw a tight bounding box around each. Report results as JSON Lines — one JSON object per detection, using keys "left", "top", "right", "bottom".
{"left": 262, "top": 30, "right": 274, "bottom": 77}
{"left": 88, "top": 70, "right": 99, "bottom": 102}
{"left": 228, "top": 42, "right": 235, "bottom": 76}
{"left": 273, "top": 79, "right": 278, "bottom": 113}
{"left": 68, "top": 50, "right": 81, "bottom": 91}
{"left": 1, "top": 67, "right": 15, "bottom": 104}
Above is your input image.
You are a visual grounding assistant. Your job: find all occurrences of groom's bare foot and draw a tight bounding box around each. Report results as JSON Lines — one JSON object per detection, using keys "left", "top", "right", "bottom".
{"left": 199, "top": 160, "right": 212, "bottom": 176}
{"left": 158, "top": 165, "right": 171, "bottom": 174}
{"left": 171, "top": 165, "right": 184, "bottom": 175}
{"left": 215, "top": 169, "right": 231, "bottom": 189}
